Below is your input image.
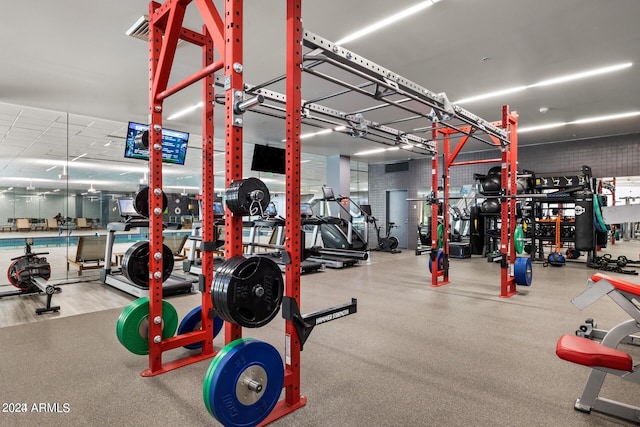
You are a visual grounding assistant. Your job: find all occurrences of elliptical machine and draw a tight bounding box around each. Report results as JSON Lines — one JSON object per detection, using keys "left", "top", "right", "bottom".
{"left": 369, "top": 217, "right": 401, "bottom": 254}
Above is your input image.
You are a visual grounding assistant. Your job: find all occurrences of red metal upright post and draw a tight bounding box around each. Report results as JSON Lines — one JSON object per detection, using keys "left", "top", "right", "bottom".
{"left": 499, "top": 105, "right": 518, "bottom": 298}
{"left": 262, "top": 0, "right": 307, "bottom": 423}
{"left": 139, "top": 0, "right": 225, "bottom": 377}
{"left": 223, "top": 0, "right": 244, "bottom": 344}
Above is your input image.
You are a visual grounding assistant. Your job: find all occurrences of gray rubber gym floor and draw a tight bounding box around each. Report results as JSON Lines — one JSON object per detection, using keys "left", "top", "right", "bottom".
{"left": 1, "top": 243, "right": 640, "bottom": 426}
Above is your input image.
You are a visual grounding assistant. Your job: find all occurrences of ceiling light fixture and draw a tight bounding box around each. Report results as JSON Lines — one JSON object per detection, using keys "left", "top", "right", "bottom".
{"left": 527, "top": 62, "right": 632, "bottom": 88}
{"left": 167, "top": 101, "right": 204, "bottom": 120}
{"left": 335, "top": 0, "right": 442, "bottom": 45}
{"left": 71, "top": 153, "right": 88, "bottom": 161}
{"left": 88, "top": 184, "right": 98, "bottom": 193}
{"left": 454, "top": 62, "right": 632, "bottom": 105}
{"left": 354, "top": 148, "right": 388, "bottom": 156}
{"left": 518, "top": 111, "right": 640, "bottom": 133}
{"left": 45, "top": 165, "right": 57, "bottom": 172}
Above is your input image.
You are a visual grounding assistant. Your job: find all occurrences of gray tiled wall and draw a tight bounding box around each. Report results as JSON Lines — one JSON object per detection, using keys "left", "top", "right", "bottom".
{"left": 368, "top": 133, "right": 640, "bottom": 249}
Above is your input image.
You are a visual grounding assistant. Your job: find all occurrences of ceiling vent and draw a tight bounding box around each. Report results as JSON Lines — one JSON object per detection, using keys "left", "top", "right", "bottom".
{"left": 126, "top": 15, "right": 184, "bottom": 47}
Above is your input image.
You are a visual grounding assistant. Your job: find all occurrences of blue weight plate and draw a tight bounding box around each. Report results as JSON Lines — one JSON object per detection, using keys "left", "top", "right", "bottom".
{"left": 203, "top": 338, "right": 284, "bottom": 427}
{"left": 178, "top": 306, "right": 224, "bottom": 350}
{"left": 428, "top": 250, "right": 444, "bottom": 273}
{"left": 514, "top": 257, "right": 533, "bottom": 286}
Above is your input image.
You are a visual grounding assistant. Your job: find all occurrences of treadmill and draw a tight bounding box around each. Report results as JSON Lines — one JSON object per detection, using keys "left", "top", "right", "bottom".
{"left": 182, "top": 201, "right": 225, "bottom": 276}
{"left": 301, "top": 203, "right": 366, "bottom": 269}
{"left": 100, "top": 198, "right": 195, "bottom": 298}
{"left": 246, "top": 203, "right": 323, "bottom": 274}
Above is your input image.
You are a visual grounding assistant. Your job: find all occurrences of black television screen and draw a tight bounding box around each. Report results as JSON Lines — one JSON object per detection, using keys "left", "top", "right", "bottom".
{"left": 124, "top": 121, "right": 189, "bottom": 165}
{"left": 251, "top": 144, "right": 286, "bottom": 175}
{"left": 118, "top": 198, "right": 139, "bottom": 217}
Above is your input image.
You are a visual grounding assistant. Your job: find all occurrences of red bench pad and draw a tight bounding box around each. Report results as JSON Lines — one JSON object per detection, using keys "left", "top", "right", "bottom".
{"left": 556, "top": 334, "right": 633, "bottom": 372}
{"left": 591, "top": 273, "right": 640, "bottom": 297}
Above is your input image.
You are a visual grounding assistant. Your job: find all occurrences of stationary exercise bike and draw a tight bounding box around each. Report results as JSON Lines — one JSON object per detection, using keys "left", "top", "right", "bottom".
{"left": 369, "top": 217, "right": 401, "bottom": 253}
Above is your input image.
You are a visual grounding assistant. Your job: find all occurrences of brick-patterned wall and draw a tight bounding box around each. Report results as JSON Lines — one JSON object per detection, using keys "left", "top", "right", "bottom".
{"left": 368, "top": 133, "right": 640, "bottom": 249}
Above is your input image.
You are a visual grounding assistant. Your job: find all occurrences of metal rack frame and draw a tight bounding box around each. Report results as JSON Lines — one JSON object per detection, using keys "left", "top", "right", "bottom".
{"left": 137, "top": 2, "right": 519, "bottom": 425}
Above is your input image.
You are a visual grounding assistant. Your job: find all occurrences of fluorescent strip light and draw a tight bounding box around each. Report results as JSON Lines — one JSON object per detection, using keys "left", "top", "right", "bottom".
{"left": 354, "top": 148, "right": 387, "bottom": 156}
{"left": 335, "top": 0, "right": 441, "bottom": 45}
{"left": 454, "top": 86, "right": 527, "bottom": 104}
{"left": 569, "top": 111, "right": 640, "bottom": 125}
{"left": 518, "top": 122, "right": 566, "bottom": 133}
{"left": 71, "top": 153, "right": 87, "bottom": 161}
{"left": 528, "top": 62, "right": 632, "bottom": 88}
{"left": 167, "top": 101, "right": 204, "bottom": 120}
{"left": 454, "top": 62, "right": 632, "bottom": 105}
{"left": 518, "top": 111, "right": 640, "bottom": 133}
{"left": 45, "top": 165, "right": 57, "bottom": 171}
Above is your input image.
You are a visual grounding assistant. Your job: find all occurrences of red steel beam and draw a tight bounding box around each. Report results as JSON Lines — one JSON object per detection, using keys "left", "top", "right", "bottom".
{"left": 223, "top": 0, "right": 243, "bottom": 344}
{"left": 194, "top": 0, "right": 225, "bottom": 56}
{"left": 156, "top": 59, "right": 224, "bottom": 101}
{"left": 262, "top": 0, "right": 307, "bottom": 423}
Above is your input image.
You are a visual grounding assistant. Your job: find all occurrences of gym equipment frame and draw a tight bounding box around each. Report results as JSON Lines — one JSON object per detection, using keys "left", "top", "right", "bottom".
{"left": 135, "top": 0, "right": 515, "bottom": 423}
{"left": 556, "top": 273, "right": 640, "bottom": 423}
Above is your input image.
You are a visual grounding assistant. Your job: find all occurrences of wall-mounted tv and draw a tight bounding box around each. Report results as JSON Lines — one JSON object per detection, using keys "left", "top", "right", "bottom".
{"left": 124, "top": 121, "right": 189, "bottom": 165}
{"left": 251, "top": 144, "right": 286, "bottom": 175}
{"left": 213, "top": 201, "right": 224, "bottom": 217}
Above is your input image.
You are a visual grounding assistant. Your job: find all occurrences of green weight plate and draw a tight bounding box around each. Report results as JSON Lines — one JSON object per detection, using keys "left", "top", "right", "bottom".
{"left": 116, "top": 297, "right": 178, "bottom": 355}
{"left": 202, "top": 338, "right": 245, "bottom": 418}
{"left": 437, "top": 223, "right": 444, "bottom": 249}
{"left": 514, "top": 225, "right": 524, "bottom": 254}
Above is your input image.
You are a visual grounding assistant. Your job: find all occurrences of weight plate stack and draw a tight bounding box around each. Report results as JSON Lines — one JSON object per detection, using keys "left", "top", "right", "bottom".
{"left": 116, "top": 297, "right": 178, "bottom": 355}
{"left": 212, "top": 256, "right": 284, "bottom": 328}
{"left": 177, "top": 306, "right": 224, "bottom": 350}
{"left": 122, "top": 241, "right": 174, "bottom": 288}
{"left": 225, "top": 178, "right": 271, "bottom": 216}
{"left": 202, "top": 338, "right": 284, "bottom": 427}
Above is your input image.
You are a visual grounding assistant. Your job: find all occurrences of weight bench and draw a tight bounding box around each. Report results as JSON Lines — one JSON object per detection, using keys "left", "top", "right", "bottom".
{"left": 556, "top": 273, "right": 640, "bottom": 423}
{"left": 67, "top": 235, "right": 111, "bottom": 275}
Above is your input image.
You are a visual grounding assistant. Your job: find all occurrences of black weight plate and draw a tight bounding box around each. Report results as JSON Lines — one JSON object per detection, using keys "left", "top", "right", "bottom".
{"left": 133, "top": 186, "right": 169, "bottom": 218}
{"left": 212, "top": 256, "right": 284, "bottom": 328}
{"left": 122, "top": 241, "right": 174, "bottom": 288}
{"left": 225, "top": 178, "right": 271, "bottom": 216}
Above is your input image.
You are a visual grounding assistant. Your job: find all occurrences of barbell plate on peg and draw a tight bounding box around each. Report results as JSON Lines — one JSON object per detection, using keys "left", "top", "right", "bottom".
{"left": 225, "top": 178, "right": 271, "bottom": 216}
{"left": 133, "top": 186, "right": 169, "bottom": 218}
{"left": 116, "top": 297, "right": 178, "bottom": 355}
{"left": 514, "top": 225, "right": 524, "bottom": 254}
{"left": 177, "top": 306, "right": 224, "bottom": 350}
{"left": 212, "top": 256, "right": 284, "bottom": 328}
{"left": 514, "top": 257, "right": 533, "bottom": 286}
{"left": 122, "top": 241, "right": 174, "bottom": 288}
{"left": 202, "top": 338, "right": 284, "bottom": 426}
{"left": 428, "top": 250, "right": 444, "bottom": 273}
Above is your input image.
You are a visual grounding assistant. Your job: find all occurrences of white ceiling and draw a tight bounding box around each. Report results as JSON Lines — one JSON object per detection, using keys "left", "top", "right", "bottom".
{"left": 0, "top": 0, "right": 639, "bottom": 196}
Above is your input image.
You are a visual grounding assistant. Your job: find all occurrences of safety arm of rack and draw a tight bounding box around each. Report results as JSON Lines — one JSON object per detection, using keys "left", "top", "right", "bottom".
{"left": 571, "top": 279, "right": 614, "bottom": 311}
{"left": 282, "top": 296, "right": 357, "bottom": 351}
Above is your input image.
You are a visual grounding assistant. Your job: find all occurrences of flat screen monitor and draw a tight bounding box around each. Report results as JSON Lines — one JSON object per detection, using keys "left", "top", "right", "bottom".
{"left": 322, "top": 186, "right": 335, "bottom": 200}
{"left": 250, "top": 144, "right": 286, "bottom": 175}
{"left": 300, "top": 202, "right": 313, "bottom": 217}
{"left": 124, "top": 121, "right": 189, "bottom": 165}
{"left": 213, "top": 201, "right": 224, "bottom": 217}
{"left": 118, "top": 198, "right": 139, "bottom": 217}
